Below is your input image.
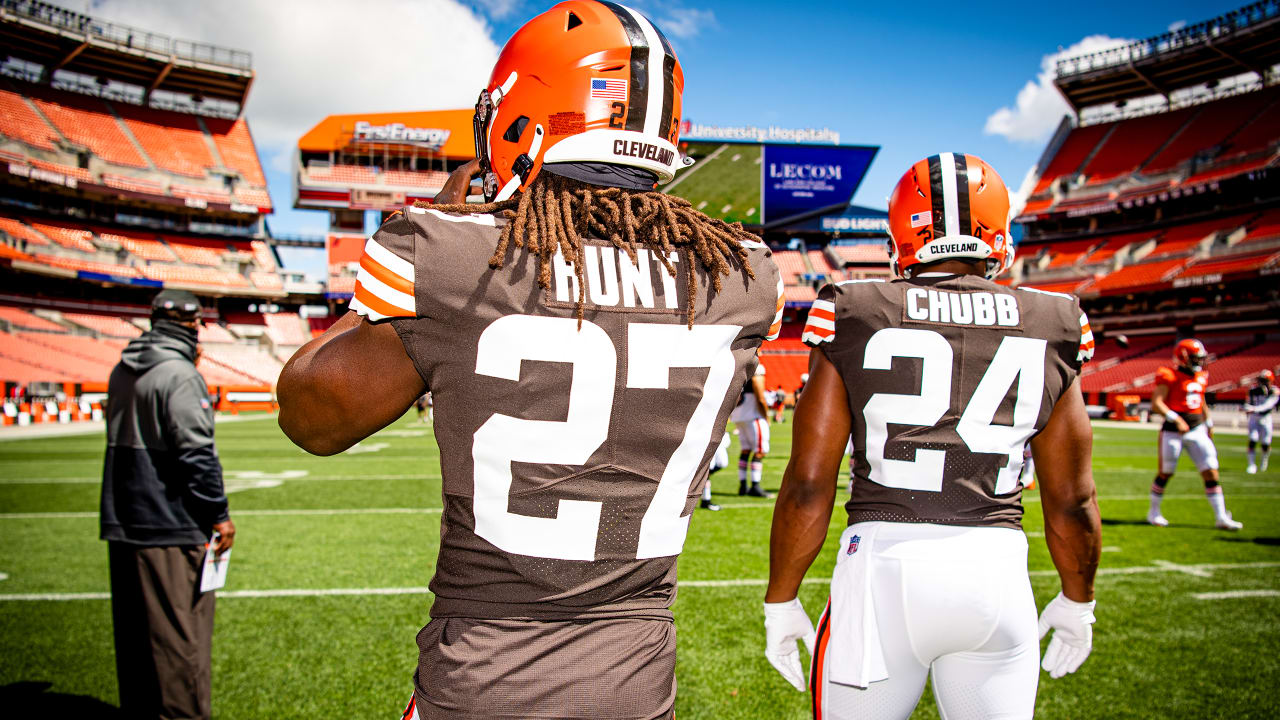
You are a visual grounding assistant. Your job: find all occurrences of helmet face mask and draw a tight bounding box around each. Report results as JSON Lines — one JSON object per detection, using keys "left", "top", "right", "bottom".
{"left": 886, "top": 153, "right": 1012, "bottom": 280}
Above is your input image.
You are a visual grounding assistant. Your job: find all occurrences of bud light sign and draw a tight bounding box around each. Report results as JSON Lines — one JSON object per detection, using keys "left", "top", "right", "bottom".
{"left": 761, "top": 144, "right": 876, "bottom": 223}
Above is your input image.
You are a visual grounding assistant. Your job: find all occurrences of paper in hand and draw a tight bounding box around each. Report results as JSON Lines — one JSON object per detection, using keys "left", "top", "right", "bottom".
{"left": 200, "top": 532, "right": 230, "bottom": 593}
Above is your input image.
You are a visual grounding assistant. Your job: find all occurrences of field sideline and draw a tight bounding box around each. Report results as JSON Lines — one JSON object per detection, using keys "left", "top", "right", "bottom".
{"left": 1, "top": 413, "right": 1277, "bottom": 718}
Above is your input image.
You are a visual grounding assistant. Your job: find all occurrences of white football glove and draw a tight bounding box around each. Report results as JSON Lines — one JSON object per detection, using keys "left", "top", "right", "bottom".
{"left": 1037, "top": 592, "right": 1096, "bottom": 679}
{"left": 763, "top": 598, "right": 816, "bottom": 692}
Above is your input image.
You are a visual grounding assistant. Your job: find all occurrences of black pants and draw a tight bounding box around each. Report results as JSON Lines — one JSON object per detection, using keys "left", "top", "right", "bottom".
{"left": 108, "top": 542, "right": 214, "bottom": 720}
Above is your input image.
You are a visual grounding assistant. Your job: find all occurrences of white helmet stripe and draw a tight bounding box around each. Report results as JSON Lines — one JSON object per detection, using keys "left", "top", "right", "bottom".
{"left": 938, "top": 151, "right": 960, "bottom": 238}
{"left": 620, "top": 4, "right": 667, "bottom": 137}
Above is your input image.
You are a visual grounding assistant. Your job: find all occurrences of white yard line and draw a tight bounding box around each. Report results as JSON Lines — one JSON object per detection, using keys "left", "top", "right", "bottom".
{"left": 1193, "top": 589, "right": 1280, "bottom": 600}
{"left": 2, "top": 561, "right": 1276, "bottom": 602}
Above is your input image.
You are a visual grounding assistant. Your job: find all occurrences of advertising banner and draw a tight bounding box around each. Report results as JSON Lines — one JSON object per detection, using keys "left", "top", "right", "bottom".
{"left": 761, "top": 145, "right": 876, "bottom": 223}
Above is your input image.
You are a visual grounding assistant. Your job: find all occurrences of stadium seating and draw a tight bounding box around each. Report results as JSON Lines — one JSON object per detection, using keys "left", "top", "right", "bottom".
{"left": 166, "top": 237, "right": 227, "bottom": 266}
{"left": 1019, "top": 277, "right": 1093, "bottom": 295}
{"left": 264, "top": 313, "right": 310, "bottom": 346}
{"left": 103, "top": 173, "right": 166, "bottom": 194}
{"left": 1041, "top": 238, "right": 1099, "bottom": 269}
{"left": 201, "top": 344, "right": 284, "bottom": 384}
{"left": 34, "top": 253, "right": 140, "bottom": 277}
{"left": 1032, "top": 122, "right": 1113, "bottom": 194}
{"left": 1238, "top": 208, "right": 1280, "bottom": 246}
{"left": 235, "top": 186, "right": 272, "bottom": 208}
{"left": 28, "top": 221, "right": 95, "bottom": 253}
{"left": 1182, "top": 155, "right": 1274, "bottom": 186}
{"left": 806, "top": 250, "right": 839, "bottom": 278}
{"left": 171, "top": 183, "right": 231, "bottom": 204}
{"left": 63, "top": 313, "right": 143, "bottom": 338}
{"left": 1219, "top": 94, "right": 1280, "bottom": 159}
{"left": 205, "top": 117, "right": 268, "bottom": 187}
{"left": 771, "top": 250, "right": 808, "bottom": 284}
{"left": 1088, "top": 257, "right": 1189, "bottom": 294}
{"left": 829, "top": 243, "right": 889, "bottom": 265}
{"left": 250, "top": 240, "right": 277, "bottom": 271}
{"left": 1020, "top": 197, "right": 1054, "bottom": 215}
{"left": 0, "top": 217, "right": 51, "bottom": 247}
{"left": 1143, "top": 91, "right": 1276, "bottom": 174}
{"left": 198, "top": 322, "right": 237, "bottom": 343}
{"left": 1083, "top": 231, "right": 1155, "bottom": 265}
{"left": 117, "top": 106, "right": 215, "bottom": 178}
{"left": 0, "top": 306, "right": 64, "bottom": 332}
{"left": 308, "top": 165, "right": 377, "bottom": 185}
{"left": 0, "top": 87, "right": 61, "bottom": 150}
{"left": 1081, "top": 108, "right": 1196, "bottom": 185}
{"left": 382, "top": 169, "right": 450, "bottom": 188}
{"left": 104, "top": 232, "right": 175, "bottom": 262}
{"left": 140, "top": 264, "right": 248, "bottom": 287}
{"left": 27, "top": 158, "right": 93, "bottom": 183}
{"left": 31, "top": 94, "right": 148, "bottom": 168}
{"left": 1174, "top": 249, "right": 1280, "bottom": 283}
{"left": 783, "top": 285, "right": 817, "bottom": 302}
{"left": 250, "top": 271, "right": 284, "bottom": 290}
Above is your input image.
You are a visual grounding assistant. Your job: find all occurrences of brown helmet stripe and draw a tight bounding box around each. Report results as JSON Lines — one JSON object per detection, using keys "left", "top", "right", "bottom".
{"left": 598, "top": 1, "right": 650, "bottom": 132}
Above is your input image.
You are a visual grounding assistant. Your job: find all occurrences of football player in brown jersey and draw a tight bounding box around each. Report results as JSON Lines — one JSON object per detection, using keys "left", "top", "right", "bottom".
{"left": 764, "top": 154, "right": 1102, "bottom": 720}
{"left": 276, "top": 3, "right": 783, "bottom": 719}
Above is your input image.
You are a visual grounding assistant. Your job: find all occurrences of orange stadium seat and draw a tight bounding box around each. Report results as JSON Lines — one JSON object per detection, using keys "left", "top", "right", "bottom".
{"left": 198, "top": 322, "right": 237, "bottom": 344}
{"left": 62, "top": 313, "right": 144, "bottom": 338}
{"left": 783, "top": 285, "right": 817, "bottom": 303}
{"left": 1032, "top": 122, "right": 1112, "bottom": 194}
{"left": 1143, "top": 91, "right": 1276, "bottom": 174}
{"left": 102, "top": 173, "right": 166, "bottom": 195}
{"left": 0, "top": 88, "right": 61, "bottom": 150}
{"left": 1176, "top": 249, "right": 1280, "bottom": 282}
{"left": 234, "top": 186, "right": 272, "bottom": 208}
{"left": 1080, "top": 108, "right": 1196, "bottom": 185}
{"left": 31, "top": 94, "right": 148, "bottom": 168}
{"left": 1020, "top": 197, "right": 1054, "bottom": 216}
{"left": 33, "top": 253, "right": 140, "bottom": 277}
{"left": 1041, "top": 239, "right": 1099, "bottom": 269}
{"left": 171, "top": 183, "right": 231, "bottom": 204}
{"left": 1182, "top": 155, "right": 1275, "bottom": 186}
{"left": 27, "top": 158, "right": 94, "bottom": 183}
{"left": 264, "top": 313, "right": 310, "bottom": 346}
{"left": 249, "top": 271, "right": 283, "bottom": 290}
{"left": 166, "top": 237, "right": 227, "bottom": 266}
{"left": 0, "top": 306, "right": 65, "bottom": 332}
{"left": 1219, "top": 94, "right": 1280, "bottom": 159}
{"left": 27, "top": 221, "right": 95, "bottom": 253}
{"left": 806, "top": 249, "right": 838, "bottom": 276}
{"left": 140, "top": 264, "right": 248, "bottom": 287}
{"left": 771, "top": 250, "right": 808, "bottom": 284}
{"left": 205, "top": 117, "right": 267, "bottom": 187}
{"left": 103, "top": 232, "right": 175, "bottom": 262}
{"left": 308, "top": 165, "right": 378, "bottom": 185}
{"left": 1238, "top": 209, "right": 1280, "bottom": 246}
{"left": 0, "top": 217, "right": 51, "bottom": 247}
{"left": 118, "top": 107, "right": 215, "bottom": 178}
{"left": 382, "top": 169, "right": 450, "bottom": 188}
{"left": 829, "top": 244, "right": 889, "bottom": 265}
{"left": 1018, "top": 277, "right": 1093, "bottom": 295}
{"left": 1089, "top": 257, "right": 1189, "bottom": 294}
{"left": 250, "top": 240, "right": 277, "bottom": 271}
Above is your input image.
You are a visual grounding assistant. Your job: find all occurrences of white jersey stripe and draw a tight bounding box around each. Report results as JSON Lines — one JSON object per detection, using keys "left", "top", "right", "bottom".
{"left": 350, "top": 296, "right": 391, "bottom": 322}
{"left": 805, "top": 316, "right": 835, "bottom": 331}
{"left": 811, "top": 299, "right": 836, "bottom": 313}
{"left": 355, "top": 270, "right": 414, "bottom": 313}
{"left": 802, "top": 330, "right": 834, "bottom": 345}
{"left": 622, "top": 5, "right": 667, "bottom": 137}
{"left": 363, "top": 238, "right": 414, "bottom": 281}
{"left": 939, "top": 152, "right": 960, "bottom": 237}
{"left": 425, "top": 209, "right": 497, "bottom": 226}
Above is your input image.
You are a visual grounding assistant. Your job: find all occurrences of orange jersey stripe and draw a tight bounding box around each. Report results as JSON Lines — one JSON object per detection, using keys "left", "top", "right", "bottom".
{"left": 359, "top": 253, "right": 414, "bottom": 295}
{"left": 809, "top": 307, "right": 835, "bottom": 322}
{"left": 804, "top": 325, "right": 835, "bottom": 338}
{"left": 354, "top": 281, "right": 413, "bottom": 318}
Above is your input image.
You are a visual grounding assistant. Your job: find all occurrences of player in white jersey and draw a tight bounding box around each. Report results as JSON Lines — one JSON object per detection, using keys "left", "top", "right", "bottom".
{"left": 731, "top": 360, "right": 772, "bottom": 497}
{"left": 1245, "top": 369, "right": 1278, "bottom": 473}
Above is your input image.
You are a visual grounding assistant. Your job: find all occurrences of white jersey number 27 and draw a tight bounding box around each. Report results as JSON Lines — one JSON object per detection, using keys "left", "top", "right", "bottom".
{"left": 471, "top": 315, "right": 740, "bottom": 561}
{"left": 862, "top": 327, "right": 1047, "bottom": 495}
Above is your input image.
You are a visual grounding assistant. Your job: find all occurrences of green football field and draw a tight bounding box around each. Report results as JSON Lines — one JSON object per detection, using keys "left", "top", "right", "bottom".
{"left": 664, "top": 141, "right": 762, "bottom": 225}
{"left": 1, "top": 414, "right": 1277, "bottom": 718}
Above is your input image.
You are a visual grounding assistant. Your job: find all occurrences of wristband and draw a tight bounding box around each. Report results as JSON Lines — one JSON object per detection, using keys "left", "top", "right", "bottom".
{"left": 1164, "top": 410, "right": 1180, "bottom": 423}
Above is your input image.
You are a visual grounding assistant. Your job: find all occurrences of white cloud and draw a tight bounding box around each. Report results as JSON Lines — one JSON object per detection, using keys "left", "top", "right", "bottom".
{"left": 984, "top": 34, "right": 1132, "bottom": 144}
{"left": 83, "top": 0, "right": 500, "bottom": 153}
{"left": 653, "top": 6, "right": 716, "bottom": 39}
{"left": 469, "top": 0, "right": 523, "bottom": 20}
{"left": 1168, "top": 20, "right": 1187, "bottom": 33}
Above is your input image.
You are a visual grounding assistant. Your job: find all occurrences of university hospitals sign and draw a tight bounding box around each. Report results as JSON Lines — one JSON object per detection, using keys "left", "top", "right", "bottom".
{"left": 681, "top": 121, "right": 840, "bottom": 145}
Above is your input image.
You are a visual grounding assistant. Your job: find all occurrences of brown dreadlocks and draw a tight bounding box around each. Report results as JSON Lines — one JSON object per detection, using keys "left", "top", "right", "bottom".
{"left": 420, "top": 172, "right": 758, "bottom": 326}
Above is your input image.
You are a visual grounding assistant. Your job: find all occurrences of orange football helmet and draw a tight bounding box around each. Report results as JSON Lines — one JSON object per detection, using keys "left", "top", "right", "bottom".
{"left": 473, "top": 0, "right": 690, "bottom": 202}
{"left": 1259, "top": 369, "right": 1274, "bottom": 384}
{"left": 886, "top": 153, "right": 1013, "bottom": 279}
{"left": 1174, "top": 338, "right": 1209, "bottom": 372}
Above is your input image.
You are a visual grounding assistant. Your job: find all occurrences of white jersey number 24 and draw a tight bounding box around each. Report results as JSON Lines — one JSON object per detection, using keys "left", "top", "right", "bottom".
{"left": 471, "top": 315, "right": 740, "bottom": 562}
{"left": 862, "top": 327, "right": 1047, "bottom": 495}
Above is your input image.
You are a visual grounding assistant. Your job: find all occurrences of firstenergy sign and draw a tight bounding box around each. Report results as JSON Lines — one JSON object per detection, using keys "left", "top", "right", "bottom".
{"left": 352, "top": 121, "right": 450, "bottom": 150}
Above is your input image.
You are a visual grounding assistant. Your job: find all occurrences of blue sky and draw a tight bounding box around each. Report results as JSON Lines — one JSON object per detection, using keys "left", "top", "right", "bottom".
{"left": 83, "top": 0, "right": 1249, "bottom": 277}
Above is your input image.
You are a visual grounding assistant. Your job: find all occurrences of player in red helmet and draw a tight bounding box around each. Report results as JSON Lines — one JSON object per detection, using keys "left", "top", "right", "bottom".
{"left": 277, "top": 3, "right": 783, "bottom": 718}
{"left": 766, "top": 154, "right": 1100, "bottom": 719}
{"left": 1244, "top": 368, "right": 1277, "bottom": 474}
{"left": 1147, "top": 338, "right": 1242, "bottom": 530}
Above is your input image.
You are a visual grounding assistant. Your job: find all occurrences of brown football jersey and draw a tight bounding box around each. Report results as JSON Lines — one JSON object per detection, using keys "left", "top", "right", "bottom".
{"left": 351, "top": 206, "right": 783, "bottom": 619}
{"left": 803, "top": 274, "right": 1093, "bottom": 529}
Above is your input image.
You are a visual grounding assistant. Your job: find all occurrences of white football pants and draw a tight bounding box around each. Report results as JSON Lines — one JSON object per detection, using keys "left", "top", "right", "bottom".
{"left": 812, "top": 522, "right": 1040, "bottom": 720}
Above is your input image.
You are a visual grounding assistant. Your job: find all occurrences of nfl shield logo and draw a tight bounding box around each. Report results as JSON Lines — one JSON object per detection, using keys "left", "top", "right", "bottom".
{"left": 847, "top": 534, "right": 861, "bottom": 555}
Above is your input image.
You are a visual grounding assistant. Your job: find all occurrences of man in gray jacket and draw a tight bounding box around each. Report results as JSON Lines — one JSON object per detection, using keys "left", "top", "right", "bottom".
{"left": 100, "top": 289, "right": 235, "bottom": 720}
